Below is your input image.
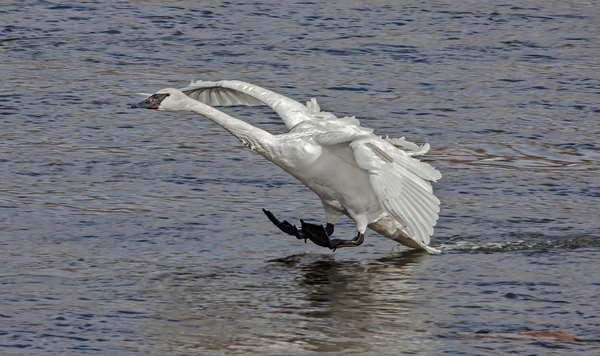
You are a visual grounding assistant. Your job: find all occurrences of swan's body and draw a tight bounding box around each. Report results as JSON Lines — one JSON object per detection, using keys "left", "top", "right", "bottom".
{"left": 132, "top": 80, "right": 442, "bottom": 254}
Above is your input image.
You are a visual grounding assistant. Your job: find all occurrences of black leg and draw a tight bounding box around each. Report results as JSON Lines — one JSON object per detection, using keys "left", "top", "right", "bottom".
{"left": 330, "top": 232, "right": 364, "bottom": 252}
{"left": 325, "top": 223, "right": 334, "bottom": 236}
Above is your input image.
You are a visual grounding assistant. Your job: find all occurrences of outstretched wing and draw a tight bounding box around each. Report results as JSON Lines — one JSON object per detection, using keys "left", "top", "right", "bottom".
{"left": 180, "top": 80, "right": 265, "bottom": 106}
{"left": 350, "top": 138, "right": 441, "bottom": 246}
{"left": 179, "top": 80, "right": 311, "bottom": 129}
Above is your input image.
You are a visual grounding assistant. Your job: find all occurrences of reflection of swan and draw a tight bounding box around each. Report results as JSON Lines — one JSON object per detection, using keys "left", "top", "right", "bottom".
{"left": 267, "top": 251, "right": 435, "bottom": 353}
{"left": 132, "top": 80, "right": 442, "bottom": 253}
{"left": 271, "top": 251, "right": 428, "bottom": 299}
{"left": 270, "top": 251, "right": 428, "bottom": 309}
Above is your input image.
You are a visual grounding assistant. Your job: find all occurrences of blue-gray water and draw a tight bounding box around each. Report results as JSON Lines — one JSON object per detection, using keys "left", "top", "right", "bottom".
{"left": 1, "top": 1, "right": 599, "bottom": 354}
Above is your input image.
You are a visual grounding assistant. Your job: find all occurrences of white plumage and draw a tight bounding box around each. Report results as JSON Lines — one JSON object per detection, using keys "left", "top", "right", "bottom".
{"left": 132, "top": 80, "right": 442, "bottom": 254}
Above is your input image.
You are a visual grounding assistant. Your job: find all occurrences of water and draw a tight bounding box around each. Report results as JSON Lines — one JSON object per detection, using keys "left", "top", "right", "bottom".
{"left": 1, "top": 0, "right": 599, "bottom": 354}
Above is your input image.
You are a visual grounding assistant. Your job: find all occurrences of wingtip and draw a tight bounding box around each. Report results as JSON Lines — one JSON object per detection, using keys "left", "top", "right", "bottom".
{"left": 422, "top": 244, "right": 441, "bottom": 254}
{"left": 306, "top": 97, "right": 321, "bottom": 113}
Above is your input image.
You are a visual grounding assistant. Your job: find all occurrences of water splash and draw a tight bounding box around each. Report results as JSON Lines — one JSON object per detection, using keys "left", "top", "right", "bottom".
{"left": 439, "top": 234, "right": 600, "bottom": 253}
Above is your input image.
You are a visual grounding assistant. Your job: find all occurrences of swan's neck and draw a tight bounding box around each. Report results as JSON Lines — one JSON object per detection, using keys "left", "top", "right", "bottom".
{"left": 183, "top": 99, "right": 275, "bottom": 157}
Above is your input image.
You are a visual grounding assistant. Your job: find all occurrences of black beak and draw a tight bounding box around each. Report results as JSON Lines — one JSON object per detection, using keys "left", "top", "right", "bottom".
{"left": 130, "top": 93, "right": 170, "bottom": 109}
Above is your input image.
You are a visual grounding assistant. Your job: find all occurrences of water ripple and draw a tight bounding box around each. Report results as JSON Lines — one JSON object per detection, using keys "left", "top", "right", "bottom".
{"left": 2, "top": 0, "right": 600, "bottom": 354}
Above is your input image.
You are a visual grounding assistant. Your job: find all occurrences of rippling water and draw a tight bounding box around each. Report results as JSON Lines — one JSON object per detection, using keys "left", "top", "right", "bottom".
{"left": 2, "top": 1, "right": 599, "bottom": 354}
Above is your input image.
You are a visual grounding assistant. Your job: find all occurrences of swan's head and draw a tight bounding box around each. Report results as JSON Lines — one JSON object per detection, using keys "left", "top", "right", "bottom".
{"left": 130, "top": 88, "right": 189, "bottom": 112}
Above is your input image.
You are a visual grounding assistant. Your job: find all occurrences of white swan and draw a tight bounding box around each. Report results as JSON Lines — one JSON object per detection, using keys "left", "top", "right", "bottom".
{"left": 131, "top": 80, "right": 442, "bottom": 254}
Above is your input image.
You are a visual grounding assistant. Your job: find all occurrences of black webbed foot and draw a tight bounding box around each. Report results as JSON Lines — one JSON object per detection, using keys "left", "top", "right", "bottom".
{"left": 262, "top": 209, "right": 303, "bottom": 240}
{"left": 263, "top": 209, "right": 365, "bottom": 252}
{"left": 300, "top": 220, "right": 332, "bottom": 248}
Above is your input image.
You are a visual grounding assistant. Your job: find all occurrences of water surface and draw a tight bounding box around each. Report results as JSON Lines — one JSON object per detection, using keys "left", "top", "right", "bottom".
{"left": 1, "top": 0, "right": 599, "bottom": 354}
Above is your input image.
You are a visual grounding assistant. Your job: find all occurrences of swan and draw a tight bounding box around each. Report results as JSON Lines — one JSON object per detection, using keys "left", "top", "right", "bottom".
{"left": 131, "top": 80, "right": 442, "bottom": 254}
